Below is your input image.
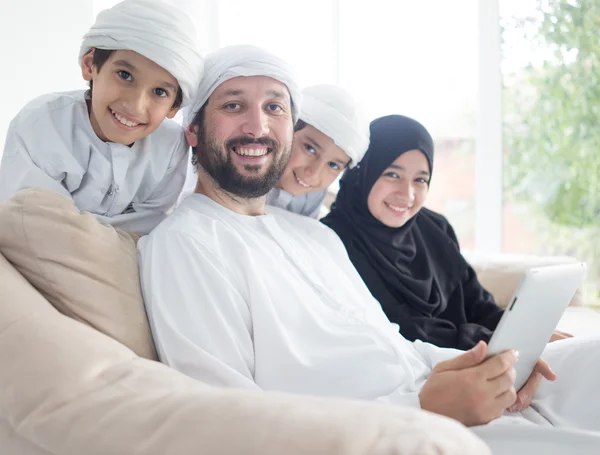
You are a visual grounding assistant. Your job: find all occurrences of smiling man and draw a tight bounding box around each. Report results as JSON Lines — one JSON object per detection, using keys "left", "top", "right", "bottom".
{"left": 189, "top": 75, "right": 294, "bottom": 207}
{"left": 138, "top": 45, "right": 600, "bottom": 448}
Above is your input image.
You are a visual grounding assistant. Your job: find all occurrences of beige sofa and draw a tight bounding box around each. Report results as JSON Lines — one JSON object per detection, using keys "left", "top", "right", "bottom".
{"left": 0, "top": 189, "right": 588, "bottom": 455}
{"left": 0, "top": 189, "right": 490, "bottom": 455}
{"left": 0, "top": 250, "right": 492, "bottom": 455}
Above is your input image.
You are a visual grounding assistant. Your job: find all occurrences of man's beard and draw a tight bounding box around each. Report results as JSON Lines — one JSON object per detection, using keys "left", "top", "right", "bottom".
{"left": 197, "top": 130, "right": 292, "bottom": 199}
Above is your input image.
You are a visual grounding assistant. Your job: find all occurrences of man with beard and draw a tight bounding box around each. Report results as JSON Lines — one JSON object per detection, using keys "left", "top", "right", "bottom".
{"left": 138, "top": 45, "right": 600, "bottom": 452}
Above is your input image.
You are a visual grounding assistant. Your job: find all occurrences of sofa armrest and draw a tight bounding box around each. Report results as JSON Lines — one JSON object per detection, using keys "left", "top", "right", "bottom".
{"left": 462, "top": 250, "right": 583, "bottom": 309}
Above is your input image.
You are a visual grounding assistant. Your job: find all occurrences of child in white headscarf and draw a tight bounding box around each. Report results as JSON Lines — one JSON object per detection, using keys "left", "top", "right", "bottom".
{"left": 266, "top": 84, "right": 370, "bottom": 218}
{"left": 0, "top": 0, "right": 204, "bottom": 234}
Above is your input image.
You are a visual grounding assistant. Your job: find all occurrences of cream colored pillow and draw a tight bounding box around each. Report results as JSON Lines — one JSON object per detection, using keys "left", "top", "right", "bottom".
{"left": 0, "top": 188, "right": 157, "bottom": 360}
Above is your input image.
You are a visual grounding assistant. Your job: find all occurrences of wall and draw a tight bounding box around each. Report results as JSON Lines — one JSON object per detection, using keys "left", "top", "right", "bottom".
{"left": 0, "top": 0, "right": 93, "bottom": 159}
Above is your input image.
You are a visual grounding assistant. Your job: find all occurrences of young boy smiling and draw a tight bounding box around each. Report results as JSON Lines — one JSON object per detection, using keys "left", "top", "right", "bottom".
{"left": 0, "top": 0, "right": 203, "bottom": 233}
{"left": 266, "top": 84, "right": 370, "bottom": 218}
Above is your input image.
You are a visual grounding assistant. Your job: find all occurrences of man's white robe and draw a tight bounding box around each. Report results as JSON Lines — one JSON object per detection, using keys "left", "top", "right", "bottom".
{"left": 139, "top": 194, "right": 600, "bottom": 452}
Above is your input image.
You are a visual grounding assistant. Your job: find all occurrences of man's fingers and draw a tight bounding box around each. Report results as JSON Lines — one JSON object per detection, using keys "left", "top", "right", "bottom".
{"left": 435, "top": 340, "right": 488, "bottom": 373}
{"left": 509, "top": 372, "right": 542, "bottom": 412}
{"left": 507, "top": 360, "right": 555, "bottom": 413}
{"left": 496, "top": 386, "right": 518, "bottom": 411}
{"left": 549, "top": 330, "right": 574, "bottom": 343}
{"left": 480, "top": 349, "right": 519, "bottom": 380}
{"left": 534, "top": 358, "right": 557, "bottom": 381}
{"left": 487, "top": 366, "right": 516, "bottom": 397}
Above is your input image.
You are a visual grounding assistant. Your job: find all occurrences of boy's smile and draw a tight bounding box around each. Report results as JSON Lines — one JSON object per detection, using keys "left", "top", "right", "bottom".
{"left": 277, "top": 124, "right": 350, "bottom": 196}
{"left": 110, "top": 108, "right": 144, "bottom": 128}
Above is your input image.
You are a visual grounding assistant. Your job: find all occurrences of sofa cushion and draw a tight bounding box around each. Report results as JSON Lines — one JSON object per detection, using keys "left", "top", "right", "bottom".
{"left": 0, "top": 188, "right": 157, "bottom": 360}
{"left": 463, "top": 251, "right": 583, "bottom": 309}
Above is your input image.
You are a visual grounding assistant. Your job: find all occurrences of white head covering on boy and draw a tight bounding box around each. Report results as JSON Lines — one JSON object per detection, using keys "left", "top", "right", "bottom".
{"left": 299, "top": 84, "right": 370, "bottom": 168}
{"left": 78, "top": 0, "right": 203, "bottom": 107}
{"left": 184, "top": 44, "right": 301, "bottom": 127}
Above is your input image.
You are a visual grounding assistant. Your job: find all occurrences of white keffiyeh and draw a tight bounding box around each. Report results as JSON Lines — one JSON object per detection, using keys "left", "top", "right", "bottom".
{"left": 79, "top": 0, "right": 203, "bottom": 107}
{"left": 184, "top": 44, "right": 301, "bottom": 127}
{"left": 299, "top": 84, "right": 370, "bottom": 168}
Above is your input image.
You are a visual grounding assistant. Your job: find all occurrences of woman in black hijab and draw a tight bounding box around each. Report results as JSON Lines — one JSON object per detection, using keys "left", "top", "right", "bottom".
{"left": 321, "top": 115, "right": 504, "bottom": 350}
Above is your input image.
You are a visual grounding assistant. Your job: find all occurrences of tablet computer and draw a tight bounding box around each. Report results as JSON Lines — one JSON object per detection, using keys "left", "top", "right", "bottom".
{"left": 486, "top": 262, "right": 586, "bottom": 390}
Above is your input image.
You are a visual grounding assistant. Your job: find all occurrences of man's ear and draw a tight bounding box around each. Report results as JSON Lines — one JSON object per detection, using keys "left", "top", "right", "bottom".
{"left": 166, "top": 107, "right": 180, "bottom": 119}
{"left": 186, "top": 124, "right": 199, "bottom": 147}
{"left": 81, "top": 48, "right": 96, "bottom": 82}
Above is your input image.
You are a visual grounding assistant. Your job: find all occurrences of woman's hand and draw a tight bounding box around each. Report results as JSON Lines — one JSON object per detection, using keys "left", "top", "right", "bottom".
{"left": 549, "top": 330, "right": 573, "bottom": 343}
{"left": 507, "top": 358, "right": 556, "bottom": 412}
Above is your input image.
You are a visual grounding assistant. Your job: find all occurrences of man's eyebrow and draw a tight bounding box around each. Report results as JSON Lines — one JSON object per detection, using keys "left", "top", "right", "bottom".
{"left": 213, "top": 89, "right": 291, "bottom": 106}
{"left": 266, "top": 89, "right": 288, "bottom": 100}
{"left": 215, "top": 89, "right": 244, "bottom": 98}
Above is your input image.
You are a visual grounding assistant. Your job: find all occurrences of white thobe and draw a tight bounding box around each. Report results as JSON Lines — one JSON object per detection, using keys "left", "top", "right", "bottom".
{"left": 266, "top": 187, "right": 326, "bottom": 219}
{"left": 139, "top": 194, "right": 600, "bottom": 452}
{"left": 0, "top": 90, "right": 188, "bottom": 234}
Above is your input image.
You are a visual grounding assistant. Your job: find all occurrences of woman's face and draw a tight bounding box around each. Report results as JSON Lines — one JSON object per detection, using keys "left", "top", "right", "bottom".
{"left": 367, "top": 149, "right": 430, "bottom": 228}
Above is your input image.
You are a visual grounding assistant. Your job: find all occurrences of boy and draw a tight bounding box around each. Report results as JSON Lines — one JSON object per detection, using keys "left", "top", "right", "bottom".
{"left": 267, "top": 84, "right": 370, "bottom": 218}
{"left": 0, "top": 0, "right": 203, "bottom": 233}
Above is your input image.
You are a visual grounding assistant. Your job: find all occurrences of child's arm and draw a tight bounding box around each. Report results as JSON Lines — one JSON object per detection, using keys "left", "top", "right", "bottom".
{"left": 95, "top": 139, "right": 188, "bottom": 234}
{"left": 0, "top": 119, "right": 72, "bottom": 202}
{"left": 130, "top": 138, "right": 188, "bottom": 215}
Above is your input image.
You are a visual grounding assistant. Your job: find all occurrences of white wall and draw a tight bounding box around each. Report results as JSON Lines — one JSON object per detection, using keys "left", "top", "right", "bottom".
{"left": 0, "top": 0, "right": 94, "bottom": 159}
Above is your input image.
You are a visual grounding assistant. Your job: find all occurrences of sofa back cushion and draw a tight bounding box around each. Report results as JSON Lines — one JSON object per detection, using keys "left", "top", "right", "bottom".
{"left": 0, "top": 188, "right": 157, "bottom": 359}
{"left": 463, "top": 250, "right": 583, "bottom": 309}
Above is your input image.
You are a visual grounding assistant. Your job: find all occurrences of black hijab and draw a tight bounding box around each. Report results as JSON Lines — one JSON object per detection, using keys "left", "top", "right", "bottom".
{"left": 322, "top": 115, "right": 469, "bottom": 322}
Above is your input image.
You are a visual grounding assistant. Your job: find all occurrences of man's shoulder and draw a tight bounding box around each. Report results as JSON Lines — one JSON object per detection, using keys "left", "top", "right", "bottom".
{"left": 144, "top": 196, "right": 230, "bottom": 244}
{"left": 267, "top": 205, "right": 342, "bottom": 242}
{"left": 267, "top": 205, "right": 324, "bottom": 227}
{"left": 139, "top": 196, "right": 248, "bottom": 275}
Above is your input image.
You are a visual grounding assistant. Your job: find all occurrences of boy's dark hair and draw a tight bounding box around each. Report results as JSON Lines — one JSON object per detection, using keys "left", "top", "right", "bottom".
{"left": 294, "top": 119, "right": 307, "bottom": 132}
{"left": 189, "top": 105, "right": 206, "bottom": 167}
{"left": 87, "top": 48, "right": 183, "bottom": 109}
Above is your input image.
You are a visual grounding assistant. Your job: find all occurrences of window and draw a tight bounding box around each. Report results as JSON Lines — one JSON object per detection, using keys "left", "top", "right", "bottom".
{"left": 501, "top": 0, "right": 600, "bottom": 304}
{"left": 214, "top": 0, "right": 338, "bottom": 87}
{"left": 339, "top": 0, "right": 480, "bottom": 248}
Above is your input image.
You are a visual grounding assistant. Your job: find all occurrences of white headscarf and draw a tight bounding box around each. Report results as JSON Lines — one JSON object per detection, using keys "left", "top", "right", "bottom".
{"left": 299, "top": 84, "right": 370, "bottom": 168}
{"left": 184, "top": 44, "right": 301, "bottom": 128}
{"left": 79, "top": 0, "right": 203, "bottom": 107}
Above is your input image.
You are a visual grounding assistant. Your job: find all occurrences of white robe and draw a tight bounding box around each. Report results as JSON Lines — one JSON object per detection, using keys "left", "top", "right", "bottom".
{"left": 266, "top": 187, "right": 326, "bottom": 219}
{"left": 0, "top": 90, "right": 188, "bottom": 234}
{"left": 139, "top": 194, "right": 600, "bottom": 452}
